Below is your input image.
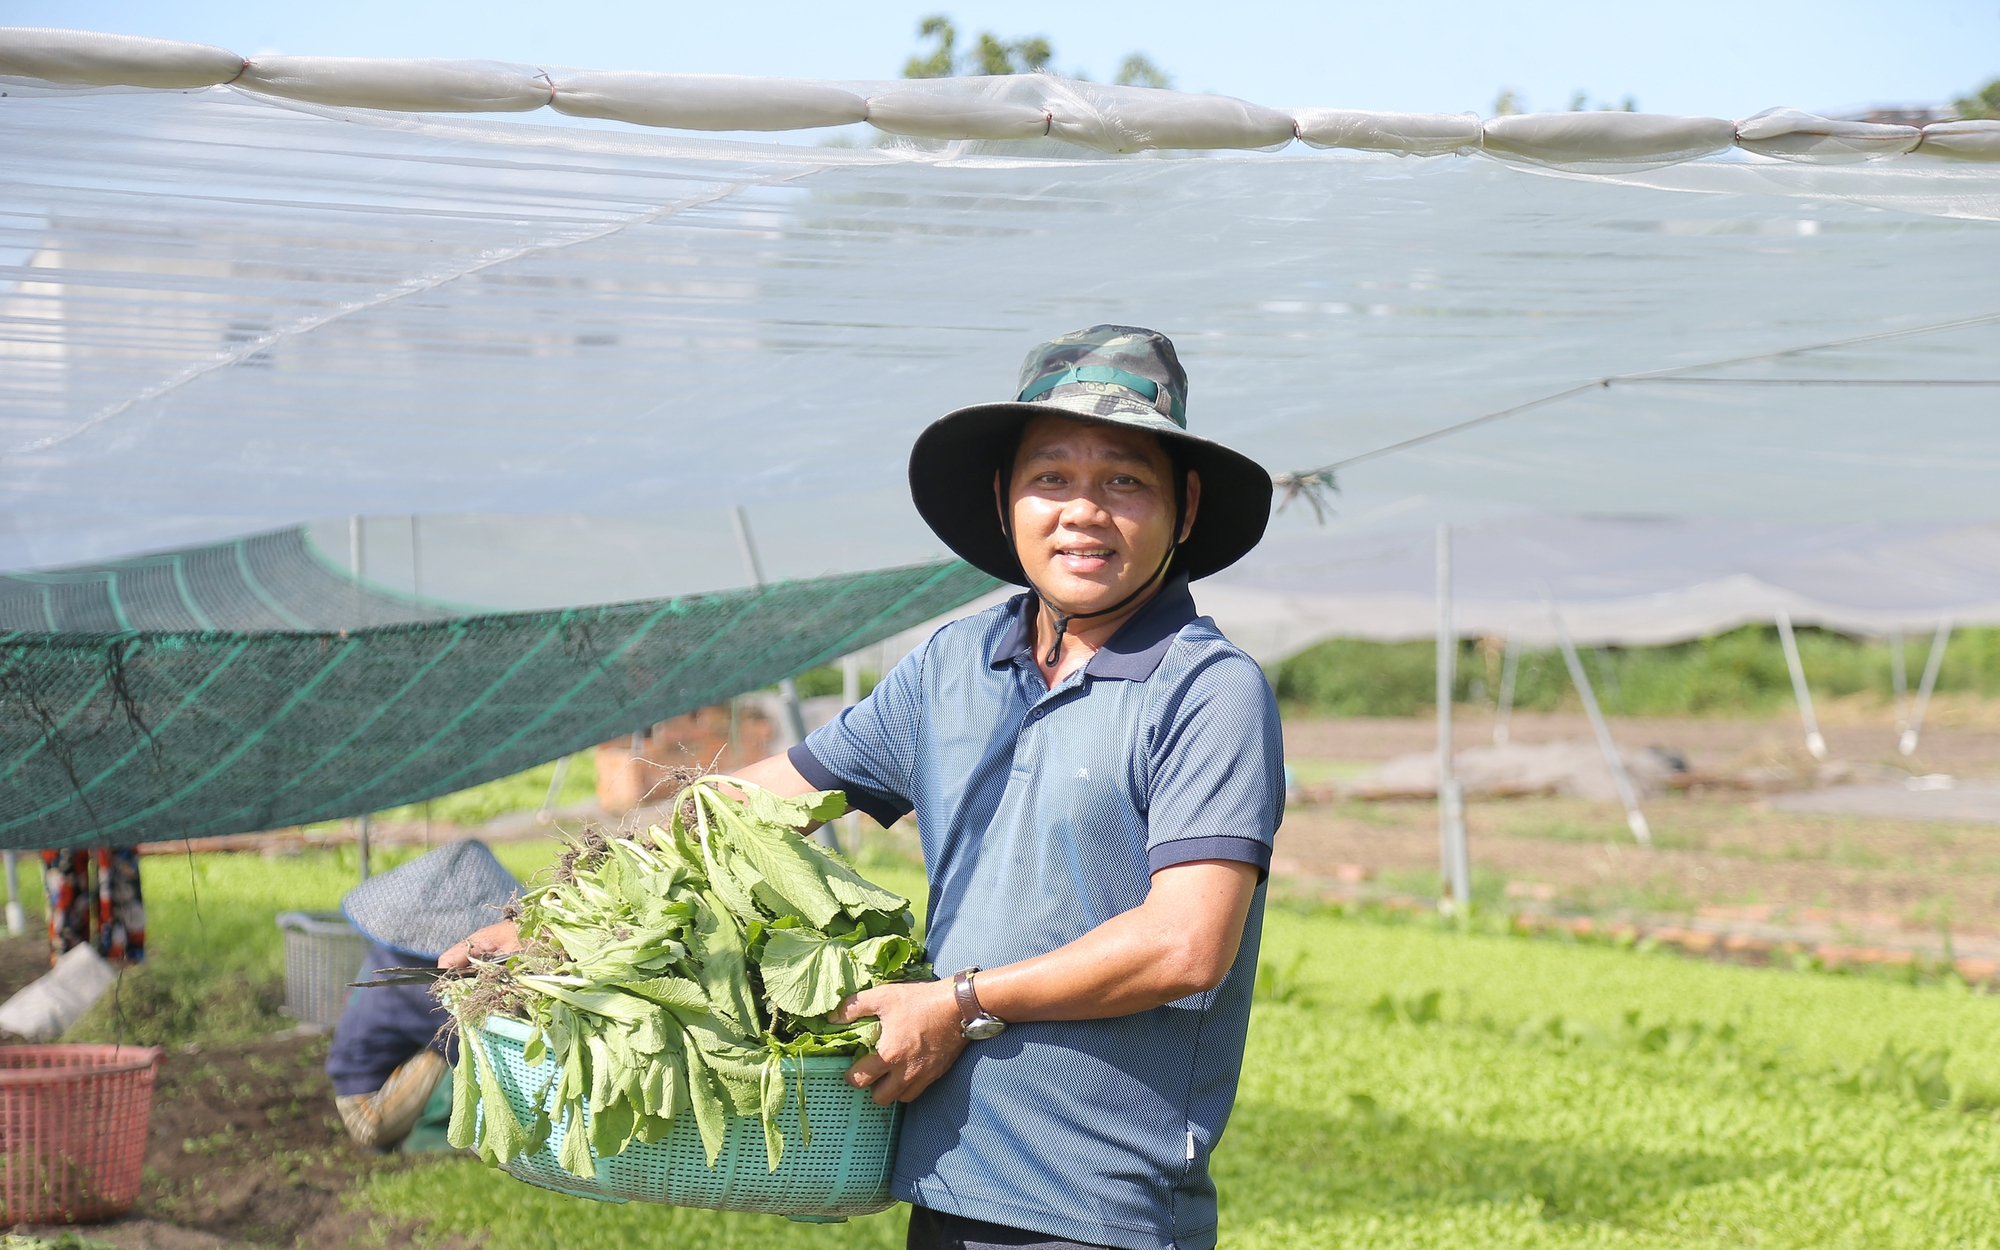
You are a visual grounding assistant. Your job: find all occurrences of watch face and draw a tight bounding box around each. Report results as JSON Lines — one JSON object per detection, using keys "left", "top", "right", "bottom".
{"left": 964, "top": 1016, "right": 1007, "bottom": 1040}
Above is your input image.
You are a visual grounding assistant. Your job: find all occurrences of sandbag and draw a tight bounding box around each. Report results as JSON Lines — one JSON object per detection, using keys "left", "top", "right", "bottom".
{"left": 1736, "top": 109, "right": 1921, "bottom": 162}
{"left": 0, "top": 26, "right": 242, "bottom": 89}
{"left": 1044, "top": 81, "right": 1296, "bottom": 153}
{"left": 866, "top": 91, "right": 1049, "bottom": 141}
{"left": 1484, "top": 112, "right": 1736, "bottom": 168}
{"left": 1917, "top": 119, "right": 2000, "bottom": 162}
{"left": 238, "top": 57, "right": 551, "bottom": 112}
{"left": 1293, "top": 109, "right": 1480, "bottom": 155}
{"left": 551, "top": 71, "right": 867, "bottom": 131}
{"left": 0, "top": 944, "right": 115, "bottom": 1041}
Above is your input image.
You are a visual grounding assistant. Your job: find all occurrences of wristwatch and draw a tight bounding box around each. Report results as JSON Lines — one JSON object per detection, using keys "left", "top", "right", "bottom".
{"left": 953, "top": 967, "right": 1007, "bottom": 1040}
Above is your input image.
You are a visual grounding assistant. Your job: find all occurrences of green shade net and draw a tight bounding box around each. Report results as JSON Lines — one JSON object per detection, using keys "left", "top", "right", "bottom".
{"left": 0, "top": 528, "right": 997, "bottom": 848}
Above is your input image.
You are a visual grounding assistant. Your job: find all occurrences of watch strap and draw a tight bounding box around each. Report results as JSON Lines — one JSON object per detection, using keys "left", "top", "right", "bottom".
{"left": 952, "top": 966, "right": 984, "bottom": 1028}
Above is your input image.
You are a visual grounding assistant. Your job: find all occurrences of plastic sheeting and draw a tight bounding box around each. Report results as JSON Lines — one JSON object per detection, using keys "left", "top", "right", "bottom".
{"left": 1201, "top": 515, "right": 2000, "bottom": 660}
{"left": 550, "top": 72, "right": 867, "bottom": 132}
{"left": 275, "top": 513, "right": 2000, "bottom": 667}
{"left": 1293, "top": 109, "right": 1481, "bottom": 156}
{"left": 4, "top": 26, "right": 1999, "bottom": 166}
{"left": 4, "top": 81, "right": 2000, "bottom": 659}
{"left": 238, "top": 57, "right": 551, "bottom": 113}
{"left": 1734, "top": 108, "right": 1922, "bottom": 163}
{"left": 1481, "top": 112, "right": 1737, "bottom": 170}
{"left": 7, "top": 85, "right": 2000, "bottom": 572}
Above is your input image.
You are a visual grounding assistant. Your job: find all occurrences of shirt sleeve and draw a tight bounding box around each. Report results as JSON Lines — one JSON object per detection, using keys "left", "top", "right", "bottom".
{"left": 1143, "top": 652, "right": 1285, "bottom": 879}
{"left": 788, "top": 637, "right": 930, "bottom": 828}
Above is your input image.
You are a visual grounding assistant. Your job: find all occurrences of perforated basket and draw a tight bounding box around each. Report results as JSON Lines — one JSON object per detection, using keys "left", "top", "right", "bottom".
{"left": 275, "top": 911, "right": 370, "bottom": 1027}
{"left": 479, "top": 1016, "right": 901, "bottom": 1221}
{"left": 0, "top": 1044, "right": 161, "bottom": 1223}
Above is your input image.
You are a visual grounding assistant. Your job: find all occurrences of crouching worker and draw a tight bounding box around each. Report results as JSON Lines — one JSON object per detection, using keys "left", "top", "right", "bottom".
{"left": 327, "top": 839, "right": 520, "bottom": 1152}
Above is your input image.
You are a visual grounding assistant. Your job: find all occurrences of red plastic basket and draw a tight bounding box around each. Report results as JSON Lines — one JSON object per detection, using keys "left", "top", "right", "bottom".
{"left": 0, "top": 1045, "right": 161, "bottom": 1224}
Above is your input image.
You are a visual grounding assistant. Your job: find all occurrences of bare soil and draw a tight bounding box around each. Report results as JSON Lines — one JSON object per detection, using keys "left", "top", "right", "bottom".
{"left": 1279, "top": 712, "right": 2000, "bottom": 932}
{"left": 0, "top": 937, "right": 460, "bottom": 1249}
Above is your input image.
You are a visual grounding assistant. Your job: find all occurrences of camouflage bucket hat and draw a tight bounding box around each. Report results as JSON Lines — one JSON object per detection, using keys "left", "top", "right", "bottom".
{"left": 908, "top": 324, "right": 1274, "bottom": 585}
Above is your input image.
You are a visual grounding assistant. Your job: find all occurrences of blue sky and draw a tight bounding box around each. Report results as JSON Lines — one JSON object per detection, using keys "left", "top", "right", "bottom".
{"left": 3, "top": 0, "right": 1995, "bottom": 119}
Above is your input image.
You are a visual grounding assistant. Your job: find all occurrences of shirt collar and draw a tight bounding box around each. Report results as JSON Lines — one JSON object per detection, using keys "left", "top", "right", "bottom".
{"left": 990, "top": 574, "right": 1198, "bottom": 683}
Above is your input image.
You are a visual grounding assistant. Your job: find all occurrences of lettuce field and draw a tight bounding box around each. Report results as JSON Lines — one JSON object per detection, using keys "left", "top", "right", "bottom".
{"left": 368, "top": 863, "right": 2000, "bottom": 1249}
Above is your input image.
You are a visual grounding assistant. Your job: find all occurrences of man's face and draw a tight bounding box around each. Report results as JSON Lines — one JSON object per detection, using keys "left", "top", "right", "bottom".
{"left": 1000, "top": 414, "right": 1199, "bottom": 614}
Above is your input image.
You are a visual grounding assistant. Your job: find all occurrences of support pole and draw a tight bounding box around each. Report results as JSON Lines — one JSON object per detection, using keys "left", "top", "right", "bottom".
{"left": 1547, "top": 597, "right": 1651, "bottom": 846}
{"left": 731, "top": 506, "right": 828, "bottom": 847}
{"left": 349, "top": 518, "right": 370, "bottom": 883}
{"left": 1890, "top": 629, "right": 1909, "bottom": 739}
{"left": 409, "top": 514, "right": 423, "bottom": 599}
{"left": 538, "top": 754, "right": 572, "bottom": 826}
{"left": 1436, "top": 525, "right": 1469, "bottom": 910}
{"left": 840, "top": 653, "right": 862, "bottom": 851}
{"left": 1774, "top": 612, "right": 1827, "bottom": 761}
{"left": 1903, "top": 618, "right": 1952, "bottom": 757}
{"left": 3, "top": 850, "right": 22, "bottom": 937}
{"left": 1493, "top": 635, "right": 1520, "bottom": 747}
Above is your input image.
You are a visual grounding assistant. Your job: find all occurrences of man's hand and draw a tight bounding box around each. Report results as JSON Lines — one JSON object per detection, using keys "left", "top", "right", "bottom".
{"left": 437, "top": 919, "right": 521, "bottom": 970}
{"left": 832, "top": 979, "right": 966, "bottom": 1106}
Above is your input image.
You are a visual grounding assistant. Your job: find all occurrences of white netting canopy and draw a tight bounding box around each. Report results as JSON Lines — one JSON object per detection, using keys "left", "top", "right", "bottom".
{"left": 5, "top": 32, "right": 2000, "bottom": 646}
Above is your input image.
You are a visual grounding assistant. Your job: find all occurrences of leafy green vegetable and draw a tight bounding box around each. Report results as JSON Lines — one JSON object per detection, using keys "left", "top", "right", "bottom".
{"left": 439, "top": 776, "right": 929, "bottom": 1177}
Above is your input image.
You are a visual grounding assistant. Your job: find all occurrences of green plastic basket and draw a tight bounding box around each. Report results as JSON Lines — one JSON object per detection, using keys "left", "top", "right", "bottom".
{"left": 476, "top": 1016, "right": 902, "bottom": 1222}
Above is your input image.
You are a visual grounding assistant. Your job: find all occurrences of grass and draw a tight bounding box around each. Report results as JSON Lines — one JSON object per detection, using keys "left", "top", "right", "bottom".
{"left": 1274, "top": 623, "right": 2000, "bottom": 718}
{"left": 66, "top": 839, "right": 573, "bottom": 1048}
{"left": 302, "top": 751, "right": 599, "bottom": 833}
{"left": 365, "top": 880, "right": 2000, "bottom": 1248}
{"left": 63, "top": 837, "right": 2000, "bottom": 1246}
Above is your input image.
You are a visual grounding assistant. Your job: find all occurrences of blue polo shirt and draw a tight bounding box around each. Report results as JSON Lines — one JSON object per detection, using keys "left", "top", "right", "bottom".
{"left": 790, "top": 575, "right": 1283, "bottom": 1250}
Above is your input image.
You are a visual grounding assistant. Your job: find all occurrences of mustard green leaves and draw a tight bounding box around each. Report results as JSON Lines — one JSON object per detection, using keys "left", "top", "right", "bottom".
{"left": 439, "top": 777, "right": 928, "bottom": 1176}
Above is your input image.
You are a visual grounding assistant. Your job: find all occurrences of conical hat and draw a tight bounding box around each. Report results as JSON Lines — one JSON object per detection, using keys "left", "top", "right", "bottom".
{"left": 340, "top": 838, "right": 520, "bottom": 960}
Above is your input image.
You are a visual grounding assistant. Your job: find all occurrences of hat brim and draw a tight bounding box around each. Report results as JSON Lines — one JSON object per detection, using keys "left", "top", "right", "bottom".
{"left": 908, "top": 401, "right": 1274, "bottom": 586}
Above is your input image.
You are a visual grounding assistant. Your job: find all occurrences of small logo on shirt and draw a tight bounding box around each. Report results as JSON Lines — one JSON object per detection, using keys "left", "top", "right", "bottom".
{"left": 1076, "top": 767, "right": 1090, "bottom": 780}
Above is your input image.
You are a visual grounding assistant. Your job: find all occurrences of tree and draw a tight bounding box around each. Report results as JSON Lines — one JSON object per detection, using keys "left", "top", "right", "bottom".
{"left": 904, "top": 15, "right": 957, "bottom": 79}
{"left": 1956, "top": 79, "right": 2000, "bottom": 119}
{"left": 1493, "top": 89, "right": 1522, "bottom": 116}
{"left": 1115, "top": 53, "right": 1171, "bottom": 90}
{"left": 1568, "top": 91, "right": 1637, "bottom": 112}
{"left": 904, "top": 14, "right": 1053, "bottom": 78}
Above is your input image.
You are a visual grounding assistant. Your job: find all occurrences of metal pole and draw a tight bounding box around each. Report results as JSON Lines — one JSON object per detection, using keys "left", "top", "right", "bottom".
{"left": 1493, "top": 635, "right": 1520, "bottom": 747}
{"left": 730, "top": 506, "right": 829, "bottom": 847}
{"left": 409, "top": 514, "right": 422, "bottom": 599}
{"left": 1890, "top": 629, "right": 1909, "bottom": 738}
{"left": 1903, "top": 618, "right": 1952, "bottom": 756}
{"left": 2, "top": 850, "right": 22, "bottom": 937}
{"left": 1774, "top": 612, "right": 1827, "bottom": 761}
{"left": 840, "top": 653, "right": 862, "bottom": 852}
{"left": 1436, "top": 525, "right": 1469, "bottom": 909}
{"left": 349, "top": 519, "right": 370, "bottom": 883}
{"left": 1547, "top": 597, "right": 1651, "bottom": 845}
{"left": 538, "top": 754, "right": 573, "bottom": 826}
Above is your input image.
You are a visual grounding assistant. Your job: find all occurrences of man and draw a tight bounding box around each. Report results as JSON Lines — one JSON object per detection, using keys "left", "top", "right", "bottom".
{"left": 446, "top": 325, "right": 1280, "bottom": 1250}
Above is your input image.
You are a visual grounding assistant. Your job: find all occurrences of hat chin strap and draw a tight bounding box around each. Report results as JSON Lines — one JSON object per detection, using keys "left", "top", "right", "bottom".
{"left": 1020, "top": 542, "right": 1178, "bottom": 670}
{"left": 1002, "top": 475, "right": 1188, "bottom": 670}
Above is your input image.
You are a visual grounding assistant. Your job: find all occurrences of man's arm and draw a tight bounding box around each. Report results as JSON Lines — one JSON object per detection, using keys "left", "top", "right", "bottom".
{"left": 833, "top": 858, "right": 1259, "bottom": 1105}
{"left": 437, "top": 751, "right": 818, "bottom": 969}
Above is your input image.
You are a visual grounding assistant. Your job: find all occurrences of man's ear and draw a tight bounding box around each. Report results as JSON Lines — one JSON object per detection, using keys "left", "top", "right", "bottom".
{"left": 1180, "top": 469, "right": 1202, "bottom": 543}
{"left": 993, "top": 469, "right": 1007, "bottom": 532}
